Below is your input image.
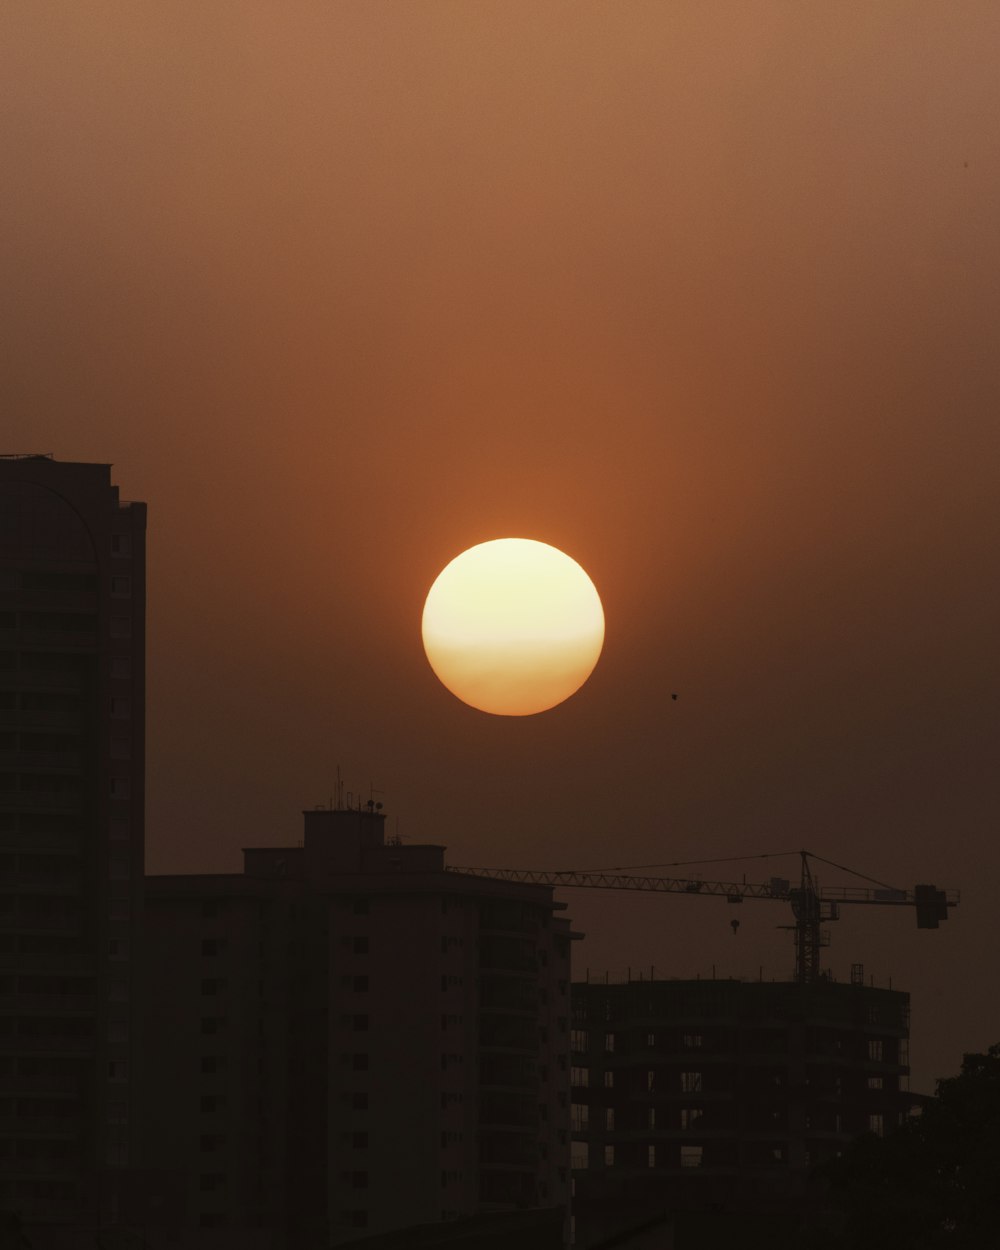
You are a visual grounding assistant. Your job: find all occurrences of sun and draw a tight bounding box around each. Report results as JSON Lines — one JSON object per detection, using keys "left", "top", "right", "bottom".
{"left": 421, "top": 538, "right": 605, "bottom": 716}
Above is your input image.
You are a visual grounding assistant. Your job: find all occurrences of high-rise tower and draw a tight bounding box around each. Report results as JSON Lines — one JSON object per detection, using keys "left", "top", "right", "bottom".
{"left": 142, "top": 805, "right": 576, "bottom": 1246}
{"left": 0, "top": 455, "right": 145, "bottom": 1228}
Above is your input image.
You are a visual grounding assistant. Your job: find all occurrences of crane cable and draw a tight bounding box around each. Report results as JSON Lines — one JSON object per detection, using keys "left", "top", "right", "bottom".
{"left": 559, "top": 851, "right": 800, "bottom": 874}
{"left": 557, "top": 849, "right": 904, "bottom": 894}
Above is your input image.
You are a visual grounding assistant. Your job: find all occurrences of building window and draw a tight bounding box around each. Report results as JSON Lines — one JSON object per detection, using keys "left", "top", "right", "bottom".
{"left": 868, "top": 1039, "right": 884, "bottom": 1062}
{"left": 646, "top": 1070, "right": 656, "bottom": 1091}
{"left": 352, "top": 1172, "right": 368, "bottom": 1189}
{"left": 107, "top": 1060, "right": 128, "bottom": 1082}
{"left": 107, "top": 1102, "right": 129, "bottom": 1125}
{"left": 604, "top": 1145, "right": 614, "bottom": 1168}
{"left": 868, "top": 1076, "right": 884, "bottom": 1090}
{"left": 201, "top": 1056, "right": 224, "bottom": 1074}
{"left": 201, "top": 978, "right": 226, "bottom": 996}
{"left": 201, "top": 1017, "right": 224, "bottom": 1035}
{"left": 648, "top": 1144, "right": 656, "bottom": 1168}
{"left": 110, "top": 576, "right": 131, "bottom": 597}
{"left": 603, "top": 1072, "right": 614, "bottom": 1089}
{"left": 109, "top": 937, "right": 130, "bottom": 960}
{"left": 571, "top": 1029, "right": 587, "bottom": 1052}
{"left": 110, "top": 777, "right": 130, "bottom": 800}
{"left": 683, "top": 1033, "right": 703, "bottom": 1049}
{"left": 110, "top": 738, "right": 131, "bottom": 759}
{"left": 869, "top": 1113, "right": 884, "bottom": 1137}
{"left": 352, "top": 1132, "right": 368, "bottom": 1149}
{"left": 353, "top": 1015, "right": 369, "bottom": 1031}
{"left": 108, "top": 851, "right": 130, "bottom": 880}
{"left": 201, "top": 939, "right": 224, "bottom": 956}
{"left": 111, "top": 534, "right": 132, "bottom": 557}
{"left": 571, "top": 1141, "right": 588, "bottom": 1170}
{"left": 353, "top": 975, "right": 369, "bottom": 992}
{"left": 352, "top": 1054, "right": 369, "bottom": 1071}
{"left": 604, "top": 1032, "right": 615, "bottom": 1053}
{"left": 680, "top": 1071, "right": 702, "bottom": 1093}
{"left": 200, "top": 1173, "right": 224, "bottom": 1192}
{"left": 648, "top": 1108, "right": 656, "bottom": 1129}
{"left": 646, "top": 1032, "right": 656, "bottom": 1047}
{"left": 679, "top": 1107, "right": 701, "bottom": 1129}
{"left": 352, "top": 1093, "right": 368, "bottom": 1111}
{"left": 571, "top": 1104, "right": 589, "bottom": 1131}
{"left": 111, "top": 655, "right": 131, "bottom": 679}
{"left": 200, "top": 1095, "right": 227, "bottom": 1113}
{"left": 605, "top": 1108, "right": 615, "bottom": 1131}
{"left": 353, "top": 937, "right": 369, "bottom": 955}
{"left": 571, "top": 1067, "right": 589, "bottom": 1087}
{"left": 110, "top": 617, "right": 131, "bottom": 638}
{"left": 680, "top": 1145, "right": 703, "bottom": 1169}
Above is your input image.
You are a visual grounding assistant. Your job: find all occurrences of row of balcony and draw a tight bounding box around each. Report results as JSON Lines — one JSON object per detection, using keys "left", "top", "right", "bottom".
{"left": 0, "top": 631, "right": 97, "bottom": 649}
{"left": 0, "top": 995, "right": 97, "bottom": 1013}
{"left": 0, "top": 1039, "right": 94, "bottom": 1055}
{"left": 0, "top": 673, "right": 89, "bottom": 692}
{"left": 0, "top": 1076, "right": 83, "bottom": 1095}
{"left": 0, "top": 591, "right": 98, "bottom": 611}
{"left": 0, "top": 1115, "right": 80, "bottom": 1137}
{"left": 0, "top": 796, "right": 84, "bottom": 813}
{"left": 0, "top": 712, "right": 83, "bottom": 729}
{"left": 0, "top": 752, "right": 84, "bottom": 770}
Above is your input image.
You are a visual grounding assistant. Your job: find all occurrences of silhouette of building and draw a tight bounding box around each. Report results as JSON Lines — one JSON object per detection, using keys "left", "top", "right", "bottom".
{"left": 140, "top": 806, "right": 576, "bottom": 1247}
{"left": 568, "top": 974, "right": 912, "bottom": 1247}
{"left": 0, "top": 456, "right": 146, "bottom": 1228}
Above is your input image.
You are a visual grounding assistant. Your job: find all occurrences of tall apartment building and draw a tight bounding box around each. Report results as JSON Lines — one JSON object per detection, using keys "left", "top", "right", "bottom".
{"left": 140, "top": 806, "right": 576, "bottom": 1247}
{"left": 0, "top": 456, "right": 146, "bottom": 1227}
{"left": 569, "top": 975, "right": 912, "bottom": 1246}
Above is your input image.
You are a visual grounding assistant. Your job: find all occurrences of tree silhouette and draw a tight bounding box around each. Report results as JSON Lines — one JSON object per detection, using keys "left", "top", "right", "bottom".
{"left": 818, "top": 1044, "right": 1000, "bottom": 1248}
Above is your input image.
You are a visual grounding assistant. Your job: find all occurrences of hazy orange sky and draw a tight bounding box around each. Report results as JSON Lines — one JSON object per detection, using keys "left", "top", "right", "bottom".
{"left": 3, "top": 1, "right": 999, "bottom": 1089}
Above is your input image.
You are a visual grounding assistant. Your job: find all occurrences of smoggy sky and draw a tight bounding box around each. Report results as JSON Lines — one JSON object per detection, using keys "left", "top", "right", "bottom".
{"left": 3, "top": 1, "right": 999, "bottom": 1090}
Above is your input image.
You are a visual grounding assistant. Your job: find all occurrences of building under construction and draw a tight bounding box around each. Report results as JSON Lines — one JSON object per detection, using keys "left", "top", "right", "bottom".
{"left": 568, "top": 973, "right": 912, "bottom": 1247}
{"left": 448, "top": 851, "right": 956, "bottom": 1246}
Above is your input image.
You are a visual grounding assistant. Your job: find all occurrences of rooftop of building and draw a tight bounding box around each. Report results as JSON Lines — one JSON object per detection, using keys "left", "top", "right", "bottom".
{"left": 145, "top": 803, "right": 577, "bottom": 918}
{"left": 572, "top": 974, "right": 910, "bottom": 1028}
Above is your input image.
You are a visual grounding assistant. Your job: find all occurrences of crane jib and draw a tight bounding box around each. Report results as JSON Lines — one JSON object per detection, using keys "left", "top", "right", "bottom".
{"left": 445, "top": 854, "right": 959, "bottom": 983}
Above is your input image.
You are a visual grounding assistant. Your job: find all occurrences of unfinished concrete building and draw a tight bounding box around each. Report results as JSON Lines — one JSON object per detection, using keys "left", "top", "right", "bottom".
{"left": 569, "top": 974, "right": 912, "bottom": 1245}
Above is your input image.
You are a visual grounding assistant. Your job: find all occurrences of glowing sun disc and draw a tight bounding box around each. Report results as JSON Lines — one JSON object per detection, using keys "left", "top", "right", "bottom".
{"left": 422, "top": 538, "right": 605, "bottom": 716}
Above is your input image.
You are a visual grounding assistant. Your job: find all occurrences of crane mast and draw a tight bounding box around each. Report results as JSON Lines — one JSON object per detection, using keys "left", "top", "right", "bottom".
{"left": 448, "top": 849, "right": 958, "bottom": 984}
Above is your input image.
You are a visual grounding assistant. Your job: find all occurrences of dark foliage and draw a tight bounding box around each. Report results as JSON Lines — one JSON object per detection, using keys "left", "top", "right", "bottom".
{"left": 817, "top": 1044, "right": 1000, "bottom": 1248}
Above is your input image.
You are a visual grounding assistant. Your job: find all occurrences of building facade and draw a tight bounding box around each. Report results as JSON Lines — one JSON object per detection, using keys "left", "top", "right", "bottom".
{"left": 569, "top": 975, "right": 912, "bottom": 1245}
{"left": 0, "top": 456, "right": 146, "bottom": 1228}
{"left": 140, "top": 807, "right": 576, "bottom": 1246}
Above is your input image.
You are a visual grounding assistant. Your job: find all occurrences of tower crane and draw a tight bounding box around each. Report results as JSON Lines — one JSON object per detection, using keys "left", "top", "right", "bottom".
{"left": 448, "top": 850, "right": 959, "bottom": 985}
